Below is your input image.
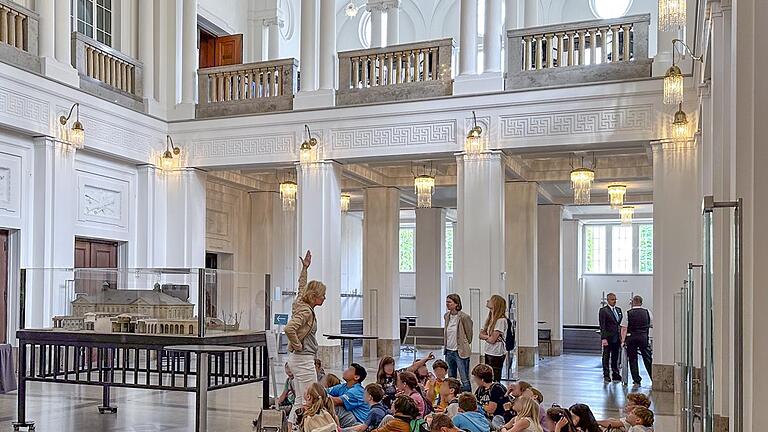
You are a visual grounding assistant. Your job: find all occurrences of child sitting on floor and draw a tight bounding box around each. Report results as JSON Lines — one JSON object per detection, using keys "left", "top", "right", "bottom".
{"left": 301, "top": 382, "right": 340, "bottom": 432}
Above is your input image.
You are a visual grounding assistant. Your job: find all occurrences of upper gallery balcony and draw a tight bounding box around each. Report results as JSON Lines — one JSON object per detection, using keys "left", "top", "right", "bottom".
{"left": 0, "top": 0, "right": 39, "bottom": 74}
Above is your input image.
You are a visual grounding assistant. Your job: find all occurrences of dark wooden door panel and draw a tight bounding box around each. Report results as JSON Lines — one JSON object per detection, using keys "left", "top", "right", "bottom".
{"left": 0, "top": 230, "right": 8, "bottom": 343}
{"left": 74, "top": 238, "right": 118, "bottom": 295}
{"left": 199, "top": 31, "right": 216, "bottom": 68}
{"left": 215, "top": 34, "right": 243, "bottom": 66}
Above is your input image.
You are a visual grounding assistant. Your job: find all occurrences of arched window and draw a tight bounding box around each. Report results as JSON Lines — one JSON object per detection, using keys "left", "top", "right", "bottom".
{"left": 590, "top": 0, "right": 633, "bottom": 19}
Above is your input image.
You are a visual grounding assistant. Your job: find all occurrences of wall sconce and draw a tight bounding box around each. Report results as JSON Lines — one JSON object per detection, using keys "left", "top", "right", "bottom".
{"left": 58, "top": 103, "right": 85, "bottom": 149}
{"left": 341, "top": 193, "right": 351, "bottom": 213}
{"left": 663, "top": 39, "right": 702, "bottom": 105}
{"left": 658, "top": 0, "right": 686, "bottom": 31}
{"left": 161, "top": 135, "right": 181, "bottom": 170}
{"left": 465, "top": 111, "right": 485, "bottom": 155}
{"left": 607, "top": 184, "right": 627, "bottom": 210}
{"left": 299, "top": 125, "right": 318, "bottom": 165}
{"left": 671, "top": 103, "right": 690, "bottom": 144}
{"left": 570, "top": 154, "right": 596, "bottom": 205}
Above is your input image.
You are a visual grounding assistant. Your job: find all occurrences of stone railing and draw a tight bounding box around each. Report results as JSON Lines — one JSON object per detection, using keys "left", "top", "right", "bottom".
{"left": 336, "top": 38, "right": 454, "bottom": 106}
{"left": 71, "top": 32, "right": 144, "bottom": 111}
{"left": 0, "top": 0, "right": 39, "bottom": 73}
{"left": 196, "top": 58, "right": 298, "bottom": 118}
{"left": 505, "top": 14, "right": 652, "bottom": 90}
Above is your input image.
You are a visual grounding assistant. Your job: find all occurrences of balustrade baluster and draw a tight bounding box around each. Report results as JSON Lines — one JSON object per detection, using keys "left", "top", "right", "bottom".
{"left": 611, "top": 26, "right": 619, "bottom": 63}
{"left": 14, "top": 13, "right": 22, "bottom": 49}
{"left": 622, "top": 24, "right": 631, "bottom": 61}
{"left": 589, "top": 29, "right": 597, "bottom": 65}
{"left": 577, "top": 30, "right": 585, "bottom": 65}
{"left": 0, "top": 8, "right": 7, "bottom": 44}
{"left": 217, "top": 73, "right": 224, "bottom": 102}
{"left": 533, "top": 36, "right": 541, "bottom": 70}
{"left": 406, "top": 51, "right": 413, "bottom": 82}
{"left": 545, "top": 34, "right": 554, "bottom": 68}
{"left": 566, "top": 32, "right": 574, "bottom": 66}
{"left": 555, "top": 33, "right": 564, "bottom": 68}
{"left": 128, "top": 65, "right": 133, "bottom": 94}
{"left": 600, "top": 28, "right": 608, "bottom": 63}
{"left": 431, "top": 48, "right": 438, "bottom": 80}
{"left": 351, "top": 58, "right": 358, "bottom": 88}
{"left": 86, "top": 47, "right": 93, "bottom": 77}
{"left": 7, "top": 11, "right": 15, "bottom": 47}
{"left": 378, "top": 54, "right": 384, "bottom": 86}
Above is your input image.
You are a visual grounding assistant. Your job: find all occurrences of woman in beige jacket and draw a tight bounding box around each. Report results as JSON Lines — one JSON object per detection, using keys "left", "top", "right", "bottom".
{"left": 284, "top": 250, "right": 327, "bottom": 428}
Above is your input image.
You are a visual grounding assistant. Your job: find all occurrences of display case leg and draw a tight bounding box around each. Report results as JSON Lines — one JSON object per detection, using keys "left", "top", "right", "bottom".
{"left": 13, "top": 342, "right": 35, "bottom": 430}
{"left": 98, "top": 384, "right": 118, "bottom": 414}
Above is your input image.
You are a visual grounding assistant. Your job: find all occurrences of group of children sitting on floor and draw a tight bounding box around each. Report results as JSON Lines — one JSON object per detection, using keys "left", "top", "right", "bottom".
{"left": 274, "top": 355, "right": 656, "bottom": 432}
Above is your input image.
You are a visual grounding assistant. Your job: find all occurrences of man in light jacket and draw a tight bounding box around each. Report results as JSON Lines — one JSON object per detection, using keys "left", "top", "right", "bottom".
{"left": 444, "top": 294, "right": 474, "bottom": 392}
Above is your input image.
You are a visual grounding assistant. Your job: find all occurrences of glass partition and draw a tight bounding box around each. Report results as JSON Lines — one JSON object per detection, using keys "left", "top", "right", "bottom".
{"left": 20, "top": 268, "right": 269, "bottom": 337}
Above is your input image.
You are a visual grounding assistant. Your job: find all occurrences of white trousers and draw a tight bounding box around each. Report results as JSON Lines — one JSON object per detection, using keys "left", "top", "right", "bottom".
{"left": 287, "top": 353, "right": 317, "bottom": 423}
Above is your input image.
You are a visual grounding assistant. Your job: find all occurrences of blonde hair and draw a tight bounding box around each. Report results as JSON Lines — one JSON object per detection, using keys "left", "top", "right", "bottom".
{"left": 483, "top": 295, "right": 507, "bottom": 335}
{"left": 301, "top": 280, "right": 327, "bottom": 305}
{"left": 513, "top": 397, "right": 543, "bottom": 432}
{"left": 304, "top": 383, "right": 339, "bottom": 422}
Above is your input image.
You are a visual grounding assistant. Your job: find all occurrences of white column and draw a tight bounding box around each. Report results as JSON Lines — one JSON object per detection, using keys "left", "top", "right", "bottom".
{"left": 136, "top": 165, "right": 166, "bottom": 268}
{"left": 455, "top": 152, "right": 505, "bottom": 353}
{"left": 30, "top": 138, "right": 76, "bottom": 330}
{"left": 37, "top": 0, "right": 78, "bottom": 84}
{"left": 652, "top": 142, "right": 701, "bottom": 392}
{"left": 37, "top": 0, "right": 54, "bottom": 58}
{"left": 537, "top": 204, "right": 563, "bottom": 355}
{"left": 368, "top": 2, "right": 384, "bottom": 48}
{"left": 138, "top": 1, "right": 155, "bottom": 102}
{"left": 54, "top": 0, "right": 71, "bottom": 64}
{"left": 297, "top": 161, "right": 343, "bottom": 365}
{"left": 505, "top": 181, "right": 538, "bottom": 366}
{"left": 180, "top": 0, "right": 198, "bottom": 104}
{"left": 385, "top": 0, "right": 400, "bottom": 46}
{"left": 265, "top": 18, "right": 283, "bottom": 60}
{"left": 318, "top": 0, "right": 336, "bottom": 90}
{"left": 119, "top": 0, "right": 137, "bottom": 58}
{"left": 504, "top": 0, "right": 521, "bottom": 30}
{"left": 484, "top": 0, "right": 503, "bottom": 73}
{"left": 561, "top": 220, "right": 580, "bottom": 326}
{"left": 523, "top": 0, "right": 539, "bottom": 27}
{"left": 164, "top": 169, "right": 207, "bottom": 269}
{"left": 363, "top": 187, "right": 401, "bottom": 357}
{"left": 416, "top": 208, "right": 447, "bottom": 327}
{"left": 459, "top": 0, "right": 479, "bottom": 75}
{"left": 299, "top": 0, "right": 318, "bottom": 92}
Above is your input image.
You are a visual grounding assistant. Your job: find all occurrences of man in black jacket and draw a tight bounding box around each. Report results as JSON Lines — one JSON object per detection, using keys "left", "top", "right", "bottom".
{"left": 622, "top": 295, "right": 653, "bottom": 386}
{"left": 599, "top": 293, "right": 623, "bottom": 382}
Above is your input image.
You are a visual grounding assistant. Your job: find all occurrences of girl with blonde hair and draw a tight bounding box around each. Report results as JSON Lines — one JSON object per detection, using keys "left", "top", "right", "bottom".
{"left": 501, "top": 396, "right": 543, "bottom": 432}
{"left": 479, "top": 294, "right": 507, "bottom": 381}
{"left": 300, "top": 382, "right": 340, "bottom": 432}
{"left": 285, "top": 251, "right": 328, "bottom": 429}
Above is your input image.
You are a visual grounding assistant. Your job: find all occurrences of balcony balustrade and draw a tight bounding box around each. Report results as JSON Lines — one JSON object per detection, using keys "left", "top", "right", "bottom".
{"left": 336, "top": 38, "right": 454, "bottom": 106}
{"left": 506, "top": 14, "right": 652, "bottom": 90}
{"left": 71, "top": 32, "right": 144, "bottom": 111}
{"left": 196, "top": 58, "right": 298, "bottom": 118}
{"left": 0, "top": 0, "right": 39, "bottom": 73}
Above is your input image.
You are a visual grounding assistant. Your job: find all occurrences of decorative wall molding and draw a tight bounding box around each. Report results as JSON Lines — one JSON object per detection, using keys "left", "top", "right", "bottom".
{"left": 76, "top": 171, "right": 130, "bottom": 229}
{"left": 331, "top": 119, "right": 457, "bottom": 150}
{"left": 0, "top": 151, "right": 21, "bottom": 215}
{"left": 192, "top": 133, "right": 295, "bottom": 158}
{"left": 499, "top": 105, "right": 653, "bottom": 139}
{"left": 0, "top": 85, "right": 49, "bottom": 129}
{"left": 206, "top": 208, "right": 230, "bottom": 238}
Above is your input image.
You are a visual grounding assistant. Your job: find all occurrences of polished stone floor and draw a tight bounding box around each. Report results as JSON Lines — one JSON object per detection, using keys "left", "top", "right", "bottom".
{"left": 0, "top": 349, "right": 678, "bottom": 431}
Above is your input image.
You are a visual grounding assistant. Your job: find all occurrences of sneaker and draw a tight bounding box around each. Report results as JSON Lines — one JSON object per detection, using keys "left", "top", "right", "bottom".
{"left": 612, "top": 375, "right": 622, "bottom": 382}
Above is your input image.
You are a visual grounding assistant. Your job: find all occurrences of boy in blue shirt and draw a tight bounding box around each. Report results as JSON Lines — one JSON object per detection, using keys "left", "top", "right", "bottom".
{"left": 344, "top": 383, "right": 388, "bottom": 432}
{"left": 328, "top": 363, "right": 371, "bottom": 428}
{"left": 452, "top": 393, "right": 490, "bottom": 432}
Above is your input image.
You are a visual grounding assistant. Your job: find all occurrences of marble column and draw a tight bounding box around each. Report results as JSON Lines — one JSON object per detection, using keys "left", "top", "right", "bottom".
{"left": 38, "top": 0, "right": 78, "bottom": 85}
{"left": 136, "top": 165, "right": 166, "bottom": 268}
{"left": 318, "top": 0, "right": 336, "bottom": 90}
{"left": 368, "top": 2, "right": 384, "bottom": 48}
{"left": 537, "top": 204, "right": 563, "bottom": 356}
{"left": 505, "top": 181, "right": 538, "bottom": 366}
{"left": 164, "top": 168, "right": 207, "bottom": 269}
{"left": 299, "top": 0, "right": 318, "bottom": 92}
{"left": 523, "top": 0, "right": 539, "bottom": 27}
{"left": 416, "top": 207, "right": 447, "bottom": 327}
{"left": 54, "top": 0, "right": 71, "bottom": 64}
{"left": 265, "top": 18, "right": 284, "bottom": 60}
{"left": 458, "top": 0, "right": 479, "bottom": 76}
{"left": 37, "top": 0, "right": 54, "bottom": 58}
{"left": 138, "top": 0, "right": 155, "bottom": 104}
{"left": 248, "top": 11, "right": 266, "bottom": 62}
{"left": 362, "top": 187, "right": 401, "bottom": 357}
{"left": 455, "top": 152, "right": 506, "bottom": 353}
{"left": 484, "top": 0, "right": 503, "bottom": 73}
{"left": 385, "top": 0, "right": 400, "bottom": 46}
{"left": 297, "top": 161, "right": 343, "bottom": 365}
{"left": 180, "top": 0, "right": 198, "bottom": 105}
{"left": 561, "top": 220, "right": 580, "bottom": 326}
{"left": 652, "top": 141, "right": 701, "bottom": 392}
{"left": 504, "top": 0, "right": 522, "bottom": 30}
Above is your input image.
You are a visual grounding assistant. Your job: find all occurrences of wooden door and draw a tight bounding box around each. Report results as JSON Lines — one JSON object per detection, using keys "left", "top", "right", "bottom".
{"left": 215, "top": 34, "right": 243, "bottom": 66}
{"left": 74, "top": 238, "right": 118, "bottom": 295}
{"left": 0, "top": 231, "right": 8, "bottom": 343}
{"left": 199, "top": 30, "right": 216, "bottom": 68}
{"left": 205, "top": 253, "right": 218, "bottom": 318}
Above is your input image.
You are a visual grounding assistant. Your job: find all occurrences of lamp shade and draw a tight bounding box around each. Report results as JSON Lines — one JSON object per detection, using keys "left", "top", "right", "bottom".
{"left": 659, "top": 0, "right": 686, "bottom": 31}
{"left": 414, "top": 174, "right": 435, "bottom": 208}
{"left": 608, "top": 184, "right": 627, "bottom": 210}
{"left": 341, "top": 194, "right": 351, "bottom": 213}
{"left": 570, "top": 167, "right": 595, "bottom": 205}
{"left": 279, "top": 181, "right": 298, "bottom": 212}
{"left": 620, "top": 205, "right": 635, "bottom": 225}
{"left": 663, "top": 65, "right": 684, "bottom": 105}
{"left": 672, "top": 104, "right": 690, "bottom": 144}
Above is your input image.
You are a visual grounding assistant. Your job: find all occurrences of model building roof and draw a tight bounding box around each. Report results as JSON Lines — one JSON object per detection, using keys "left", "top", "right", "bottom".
{"left": 74, "top": 290, "right": 191, "bottom": 306}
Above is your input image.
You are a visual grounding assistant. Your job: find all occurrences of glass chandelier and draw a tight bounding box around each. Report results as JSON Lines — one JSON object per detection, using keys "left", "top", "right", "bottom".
{"left": 570, "top": 155, "right": 596, "bottom": 205}
{"left": 414, "top": 175, "right": 435, "bottom": 208}
{"left": 299, "top": 125, "right": 318, "bottom": 165}
{"left": 340, "top": 193, "right": 351, "bottom": 213}
{"left": 465, "top": 111, "right": 485, "bottom": 155}
{"left": 659, "top": 0, "right": 686, "bottom": 31}
{"left": 607, "top": 184, "right": 627, "bottom": 210}
{"left": 672, "top": 103, "right": 690, "bottom": 144}
{"left": 279, "top": 181, "right": 298, "bottom": 212}
{"left": 620, "top": 205, "right": 635, "bottom": 225}
{"left": 663, "top": 39, "right": 702, "bottom": 105}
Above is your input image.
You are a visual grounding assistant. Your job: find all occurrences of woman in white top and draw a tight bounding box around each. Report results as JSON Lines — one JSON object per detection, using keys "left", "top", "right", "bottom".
{"left": 479, "top": 294, "right": 507, "bottom": 381}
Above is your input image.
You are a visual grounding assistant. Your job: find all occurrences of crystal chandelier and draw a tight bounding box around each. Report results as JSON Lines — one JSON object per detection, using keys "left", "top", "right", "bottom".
{"left": 299, "top": 125, "right": 318, "bottom": 165}
{"left": 663, "top": 39, "right": 702, "bottom": 105}
{"left": 465, "top": 111, "right": 485, "bottom": 155}
{"left": 659, "top": 0, "right": 686, "bottom": 31}
{"left": 414, "top": 175, "right": 435, "bottom": 208}
{"left": 672, "top": 103, "right": 690, "bottom": 144}
{"left": 279, "top": 181, "right": 298, "bottom": 212}
{"left": 620, "top": 205, "right": 635, "bottom": 225}
{"left": 340, "top": 193, "right": 351, "bottom": 213}
{"left": 570, "top": 155, "right": 596, "bottom": 205}
{"left": 607, "top": 184, "right": 627, "bottom": 210}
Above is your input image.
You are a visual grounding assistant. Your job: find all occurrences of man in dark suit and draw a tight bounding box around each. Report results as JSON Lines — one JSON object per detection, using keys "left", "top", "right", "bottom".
{"left": 599, "top": 292, "right": 623, "bottom": 382}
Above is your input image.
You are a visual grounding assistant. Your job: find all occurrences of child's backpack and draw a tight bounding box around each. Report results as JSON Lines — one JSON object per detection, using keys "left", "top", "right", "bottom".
{"left": 505, "top": 318, "right": 516, "bottom": 352}
{"left": 409, "top": 418, "right": 429, "bottom": 432}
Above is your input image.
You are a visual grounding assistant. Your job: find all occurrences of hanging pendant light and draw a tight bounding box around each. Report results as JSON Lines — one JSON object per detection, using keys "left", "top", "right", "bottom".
{"left": 570, "top": 155, "right": 596, "bottom": 205}
{"left": 672, "top": 103, "right": 690, "bottom": 144}
{"left": 620, "top": 205, "right": 635, "bottom": 225}
{"left": 607, "top": 184, "right": 627, "bottom": 210}
{"left": 413, "top": 163, "right": 437, "bottom": 209}
{"left": 279, "top": 181, "right": 298, "bottom": 212}
{"left": 299, "top": 125, "right": 318, "bottom": 165}
{"left": 340, "top": 193, "right": 351, "bottom": 213}
{"left": 465, "top": 111, "right": 485, "bottom": 155}
{"left": 663, "top": 39, "right": 702, "bottom": 105}
{"left": 659, "top": 0, "right": 686, "bottom": 31}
